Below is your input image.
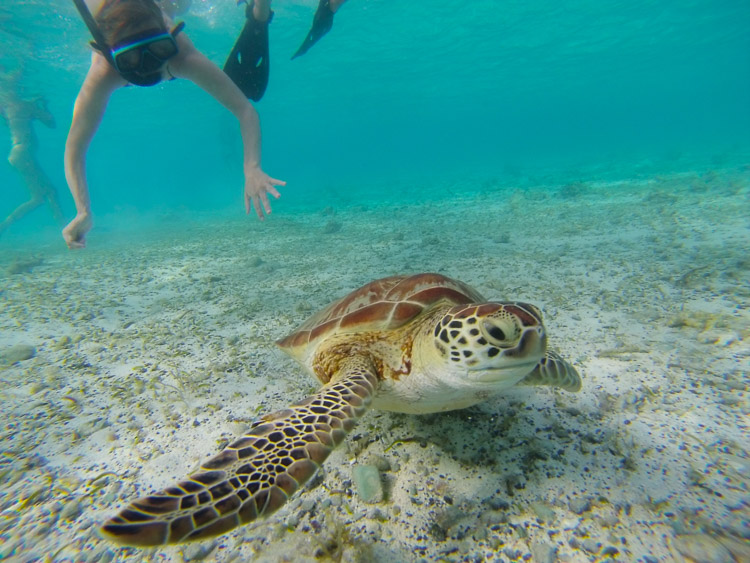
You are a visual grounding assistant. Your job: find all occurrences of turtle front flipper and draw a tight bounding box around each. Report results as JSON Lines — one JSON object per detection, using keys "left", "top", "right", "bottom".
{"left": 520, "top": 351, "right": 582, "bottom": 392}
{"left": 101, "top": 357, "right": 378, "bottom": 547}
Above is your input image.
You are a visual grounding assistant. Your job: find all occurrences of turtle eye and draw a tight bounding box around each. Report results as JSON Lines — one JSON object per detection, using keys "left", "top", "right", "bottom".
{"left": 483, "top": 321, "right": 513, "bottom": 346}
{"left": 487, "top": 325, "right": 505, "bottom": 341}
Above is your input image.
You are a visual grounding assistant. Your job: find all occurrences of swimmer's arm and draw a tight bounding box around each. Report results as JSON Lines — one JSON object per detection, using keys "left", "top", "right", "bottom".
{"left": 170, "top": 38, "right": 285, "bottom": 219}
{"left": 63, "top": 54, "right": 125, "bottom": 248}
{"left": 65, "top": 55, "right": 123, "bottom": 214}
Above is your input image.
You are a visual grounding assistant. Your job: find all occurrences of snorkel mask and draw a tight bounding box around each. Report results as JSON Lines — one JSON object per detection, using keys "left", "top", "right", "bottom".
{"left": 110, "top": 26, "right": 182, "bottom": 86}
{"left": 72, "top": 0, "right": 183, "bottom": 87}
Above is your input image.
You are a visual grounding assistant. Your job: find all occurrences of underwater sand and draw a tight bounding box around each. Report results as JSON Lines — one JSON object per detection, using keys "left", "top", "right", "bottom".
{"left": 1, "top": 167, "right": 748, "bottom": 562}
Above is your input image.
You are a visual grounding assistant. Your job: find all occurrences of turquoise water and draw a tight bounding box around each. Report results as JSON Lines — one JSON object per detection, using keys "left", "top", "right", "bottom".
{"left": 1, "top": 0, "right": 749, "bottom": 232}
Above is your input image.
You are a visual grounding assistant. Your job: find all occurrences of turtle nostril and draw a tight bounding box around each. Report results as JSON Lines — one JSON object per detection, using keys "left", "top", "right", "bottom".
{"left": 506, "top": 329, "right": 541, "bottom": 358}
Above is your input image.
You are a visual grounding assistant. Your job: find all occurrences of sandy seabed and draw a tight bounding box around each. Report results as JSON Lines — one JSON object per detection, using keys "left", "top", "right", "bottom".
{"left": 1, "top": 167, "right": 748, "bottom": 563}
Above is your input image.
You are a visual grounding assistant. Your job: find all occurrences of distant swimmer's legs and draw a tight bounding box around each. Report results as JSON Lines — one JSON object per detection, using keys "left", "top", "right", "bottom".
{"left": 0, "top": 197, "right": 45, "bottom": 236}
{"left": 223, "top": 0, "right": 273, "bottom": 102}
{"left": 291, "top": 0, "right": 347, "bottom": 60}
{"left": 12, "top": 143, "right": 66, "bottom": 226}
{"left": 1, "top": 143, "right": 66, "bottom": 236}
{"left": 1, "top": 144, "right": 43, "bottom": 236}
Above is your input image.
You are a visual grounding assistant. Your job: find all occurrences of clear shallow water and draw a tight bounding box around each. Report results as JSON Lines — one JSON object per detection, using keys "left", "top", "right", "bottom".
{"left": 1, "top": 2, "right": 749, "bottom": 562}
{"left": 1, "top": 0, "right": 749, "bottom": 228}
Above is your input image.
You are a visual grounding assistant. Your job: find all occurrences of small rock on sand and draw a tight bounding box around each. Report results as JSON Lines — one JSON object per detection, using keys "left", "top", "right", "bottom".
{"left": 353, "top": 465, "right": 383, "bottom": 504}
{"left": 673, "top": 534, "right": 733, "bottom": 563}
{"left": 3, "top": 344, "right": 36, "bottom": 364}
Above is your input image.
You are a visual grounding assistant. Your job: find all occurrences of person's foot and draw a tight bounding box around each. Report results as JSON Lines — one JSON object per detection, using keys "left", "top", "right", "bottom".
{"left": 329, "top": 0, "right": 346, "bottom": 13}
{"left": 252, "top": 0, "right": 271, "bottom": 23}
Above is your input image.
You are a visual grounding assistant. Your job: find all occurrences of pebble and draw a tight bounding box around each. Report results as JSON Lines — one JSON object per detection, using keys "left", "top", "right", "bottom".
{"left": 485, "top": 497, "right": 510, "bottom": 511}
{"left": 581, "top": 538, "right": 601, "bottom": 554}
{"left": 503, "top": 547, "right": 522, "bottom": 560}
{"left": 597, "top": 513, "right": 620, "bottom": 528}
{"left": 352, "top": 508, "right": 367, "bottom": 521}
{"left": 568, "top": 497, "right": 592, "bottom": 515}
{"left": 530, "top": 539, "right": 557, "bottom": 563}
{"left": 59, "top": 499, "right": 83, "bottom": 522}
{"left": 3, "top": 344, "right": 36, "bottom": 364}
{"left": 52, "top": 336, "right": 72, "bottom": 350}
{"left": 369, "top": 454, "right": 391, "bottom": 472}
{"left": 435, "top": 506, "right": 464, "bottom": 530}
{"left": 672, "top": 534, "right": 732, "bottom": 563}
{"left": 359, "top": 518, "right": 382, "bottom": 539}
{"left": 181, "top": 540, "right": 217, "bottom": 561}
{"left": 530, "top": 501, "right": 557, "bottom": 523}
{"left": 353, "top": 465, "right": 383, "bottom": 503}
{"left": 368, "top": 507, "right": 387, "bottom": 521}
{"left": 271, "top": 523, "right": 286, "bottom": 541}
{"left": 299, "top": 498, "right": 316, "bottom": 513}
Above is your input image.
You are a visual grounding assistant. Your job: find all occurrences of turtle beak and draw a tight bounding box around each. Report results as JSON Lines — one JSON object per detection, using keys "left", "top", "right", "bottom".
{"left": 470, "top": 327, "right": 546, "bottom": 383}
{"left": 503, "top": 327, "right": 546, "bottom": 360}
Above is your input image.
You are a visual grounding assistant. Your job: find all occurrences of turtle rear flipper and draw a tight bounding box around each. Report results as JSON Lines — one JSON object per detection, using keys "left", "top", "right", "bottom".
{"left": 521, "top": 351, "right": 581, "bottom": 392}
{"left": 101, "top": 357, "right": 378, "bottom": 546}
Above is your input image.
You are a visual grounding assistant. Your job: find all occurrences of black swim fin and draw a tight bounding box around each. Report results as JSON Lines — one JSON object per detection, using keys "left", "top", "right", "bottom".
{"left": 223, "top": 2, "right": 272, "bottom": 102}
{"left": 291, "top": 0, "right": 334, "bottom": 59}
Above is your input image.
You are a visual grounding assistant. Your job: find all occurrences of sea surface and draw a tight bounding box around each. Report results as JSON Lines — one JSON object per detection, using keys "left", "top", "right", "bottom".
{"left": 1, "top": 1, "right": 748, "bottom": 562}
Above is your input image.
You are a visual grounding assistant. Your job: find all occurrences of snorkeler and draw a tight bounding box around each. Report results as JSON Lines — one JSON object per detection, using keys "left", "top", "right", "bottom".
{"left": 0, "top": 66, "right": 65, "bottom": 237}
{"left": 64, "top": 0, "right": 285, "bottom": 249}
{"left": 223, "top": 0, "right": 348, "bottom": 101}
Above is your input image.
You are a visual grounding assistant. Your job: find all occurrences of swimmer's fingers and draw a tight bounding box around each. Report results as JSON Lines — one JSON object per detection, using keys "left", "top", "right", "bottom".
{"left": 244, "top": 178, "right": 285, "bottom": 220}
{"left": 267, "top": 178, "right": 285, "bottom": 199}
{"left": 245, "top": 192, "right": 269, "bottom": 220}
{"left": 63, "top": 215, "right": 91, "bottom": 249}
{"left": 260, "top": 192, "right": 272, "bottom": 217}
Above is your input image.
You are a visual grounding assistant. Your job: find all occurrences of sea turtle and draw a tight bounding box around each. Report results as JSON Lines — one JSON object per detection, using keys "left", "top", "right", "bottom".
{"left": 102, "top": 273, "right": 581, "bottom": 546}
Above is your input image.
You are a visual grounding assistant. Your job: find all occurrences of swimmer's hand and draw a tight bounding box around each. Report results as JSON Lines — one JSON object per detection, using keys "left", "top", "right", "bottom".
{"left": 245, "top": 167, "right": 285, "bottom": 220}
{"left": 63, "top": 212, "right": 92, "bottom": 249}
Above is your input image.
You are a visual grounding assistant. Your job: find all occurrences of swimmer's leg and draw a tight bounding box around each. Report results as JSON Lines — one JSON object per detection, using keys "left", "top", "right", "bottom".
{"left": 3, "top": 143, "right": 64, "bottom": 232}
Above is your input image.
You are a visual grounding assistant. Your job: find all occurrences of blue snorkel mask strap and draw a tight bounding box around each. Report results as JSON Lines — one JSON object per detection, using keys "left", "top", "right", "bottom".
{"left": 71, "top": 0, "right": 117, "bottom": 67}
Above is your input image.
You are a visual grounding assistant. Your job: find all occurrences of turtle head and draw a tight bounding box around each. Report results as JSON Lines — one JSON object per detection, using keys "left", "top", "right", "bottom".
{"left": 431, "top": 302, "right": 547, "bottom": 384}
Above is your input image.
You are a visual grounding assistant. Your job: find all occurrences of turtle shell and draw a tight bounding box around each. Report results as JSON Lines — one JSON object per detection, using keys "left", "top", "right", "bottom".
{"left": 277, "top": 273, "right": 485, "bottom": 358}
